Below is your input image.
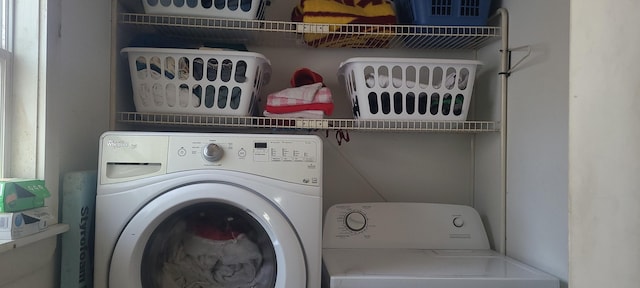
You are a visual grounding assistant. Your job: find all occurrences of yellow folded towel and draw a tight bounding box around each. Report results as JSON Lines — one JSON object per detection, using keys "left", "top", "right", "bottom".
{"left": 292, "top": 0, "right": 397, "bottom": 48}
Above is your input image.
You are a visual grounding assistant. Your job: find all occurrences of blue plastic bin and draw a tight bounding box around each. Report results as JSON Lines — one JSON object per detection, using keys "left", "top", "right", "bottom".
{"left": 396, "top": 0, "right": 493, "bottom": 26}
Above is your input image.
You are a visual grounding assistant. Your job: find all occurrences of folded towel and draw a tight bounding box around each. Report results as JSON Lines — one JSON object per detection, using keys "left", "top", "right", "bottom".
{"left": 292, "top": 0, "right": 396, "bottom": 48}
{"left": 301, "top": 0, "right": 396, "bottom": 24}
{"left": 265, "top": 83, "right": 334, "bottom": 115}
{"left": 269, "top": 82, "right": 324, "bottom": 104}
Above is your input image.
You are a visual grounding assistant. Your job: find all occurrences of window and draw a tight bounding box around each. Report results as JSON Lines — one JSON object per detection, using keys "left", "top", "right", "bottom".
{"left": 0, "top": 0, "right": 12, "bottom": 177}
{"left": 0, "top": 0, "right": 43, "bottom": 179}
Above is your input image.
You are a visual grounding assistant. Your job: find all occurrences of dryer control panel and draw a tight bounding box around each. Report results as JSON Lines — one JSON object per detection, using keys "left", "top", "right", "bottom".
{"left": 322, "top": 202, "right": 490, "bottom": 250}
{"left": 99, "top": 132, "right": 322, "bottom": 186}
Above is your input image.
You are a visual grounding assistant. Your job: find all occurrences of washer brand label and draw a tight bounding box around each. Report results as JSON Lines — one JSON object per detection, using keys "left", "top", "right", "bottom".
{"left": 106, "top": 139, "right": 137, "bottom": 149}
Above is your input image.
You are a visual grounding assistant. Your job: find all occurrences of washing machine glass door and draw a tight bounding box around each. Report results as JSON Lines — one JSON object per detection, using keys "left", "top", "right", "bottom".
{"left": 109, "top": 182, "right": 306, "bottom": 288}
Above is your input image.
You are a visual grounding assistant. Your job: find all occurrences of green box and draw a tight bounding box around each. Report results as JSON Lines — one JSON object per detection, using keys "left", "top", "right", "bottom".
{"left": 0, "top": 179, "right": 51, "bottom": 212}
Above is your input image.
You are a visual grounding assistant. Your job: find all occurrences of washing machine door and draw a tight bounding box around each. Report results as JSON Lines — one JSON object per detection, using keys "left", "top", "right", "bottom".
{"left": 108, "top": 182, "right": 306, "bottom": 288}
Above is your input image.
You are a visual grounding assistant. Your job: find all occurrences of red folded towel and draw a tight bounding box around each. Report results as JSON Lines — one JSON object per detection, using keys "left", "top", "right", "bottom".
{"left": 265, "top": 83, "right": 334, "bottom": 115}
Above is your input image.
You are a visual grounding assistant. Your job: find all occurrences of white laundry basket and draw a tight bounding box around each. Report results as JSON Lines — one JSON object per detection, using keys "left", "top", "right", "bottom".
{"left": 123, "top": 47, "right": 271, "bottom": 116}
{"left": 142, "top": 0, "right": 266, "bottom": 19}
{"left": 338, "top": 57, "right": 481, "bottom": 121}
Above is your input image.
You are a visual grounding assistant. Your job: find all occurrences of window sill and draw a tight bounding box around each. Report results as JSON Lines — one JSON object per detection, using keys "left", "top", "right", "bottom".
{"left": 0, "top": 224, "right": 69, "bottom": 254}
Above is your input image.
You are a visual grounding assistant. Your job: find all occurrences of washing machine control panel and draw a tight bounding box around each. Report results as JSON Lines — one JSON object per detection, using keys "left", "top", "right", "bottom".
{"left": 166, "top": 134, "right": 321, "bottom": 186}
{"left": 99, "top": 133, "right": 322, "bottom": 186}
{"left": 322, "top": 203, "right": 490, "bottom": 250}
{"left": 202, "top": 143, "right": 225, "bottom": 162}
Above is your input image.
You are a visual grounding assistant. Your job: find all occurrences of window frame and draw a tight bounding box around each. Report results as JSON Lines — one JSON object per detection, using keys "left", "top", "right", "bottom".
{"left": 1, "top": 0, "right": 44, "bottom": 179}
{"left": 0, "top": 0, "right": 13, "bottom": 177}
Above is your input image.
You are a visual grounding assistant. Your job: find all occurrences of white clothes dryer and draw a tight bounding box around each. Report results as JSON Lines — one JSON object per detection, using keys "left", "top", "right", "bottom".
{"left": 94, "top": 132, "right": 323, "bottom": 288}
{"left": 322, "top": 202, "right": 560, "bottom": 288}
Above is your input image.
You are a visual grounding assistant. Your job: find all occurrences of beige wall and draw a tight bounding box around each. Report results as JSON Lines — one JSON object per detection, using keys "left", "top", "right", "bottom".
{"left": 570, "top": 1, "right": 640, "bottom": 287}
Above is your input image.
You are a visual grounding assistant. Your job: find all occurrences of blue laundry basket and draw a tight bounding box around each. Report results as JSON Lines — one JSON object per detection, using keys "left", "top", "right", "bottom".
{"left": 395, "top": 0, "right": 493, "bottom": 26}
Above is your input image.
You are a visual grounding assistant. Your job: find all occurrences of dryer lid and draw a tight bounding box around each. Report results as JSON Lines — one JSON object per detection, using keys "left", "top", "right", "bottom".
{"left": 322, "top": 248, "right": 560, "bottom": 288}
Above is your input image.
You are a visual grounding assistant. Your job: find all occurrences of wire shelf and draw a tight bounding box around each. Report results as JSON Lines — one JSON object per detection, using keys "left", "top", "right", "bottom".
{"left": 120, "top": 13, "right": 501, "bottom": 49}
{"left": 117, "top": 112, "right": 499, "bottom": 133}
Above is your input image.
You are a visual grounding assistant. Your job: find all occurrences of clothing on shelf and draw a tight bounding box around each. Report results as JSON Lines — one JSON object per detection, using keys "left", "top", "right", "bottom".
{"left": 291, "top": 67, "right": 324, "bottom": 87}
{"left": 264, "top": 68, "right": 333, "bottom": 119}
{"left": 291, "top": 0, "right": 396, "bottom": 48}
{"left": 264, "top": 82, "right": 334, "bottom": 116}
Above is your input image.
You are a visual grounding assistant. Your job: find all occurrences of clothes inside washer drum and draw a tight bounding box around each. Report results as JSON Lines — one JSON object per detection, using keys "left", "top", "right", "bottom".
{"left": 160, "top": 232, "right": 271, "bottom": 288}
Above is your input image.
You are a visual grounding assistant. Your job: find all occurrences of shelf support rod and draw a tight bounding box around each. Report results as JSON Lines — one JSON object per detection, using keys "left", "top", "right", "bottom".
{"left": 497, "top": 7, "right": 509, "bottom": 255}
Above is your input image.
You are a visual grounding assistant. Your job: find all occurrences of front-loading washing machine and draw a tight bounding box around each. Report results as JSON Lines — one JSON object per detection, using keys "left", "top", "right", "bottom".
{"left": 94, "top": 131, "right": 323, "bottom": 288}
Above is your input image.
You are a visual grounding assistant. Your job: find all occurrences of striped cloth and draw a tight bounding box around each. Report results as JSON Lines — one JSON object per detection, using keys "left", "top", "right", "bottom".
{"left": 265, "top": 83, "right": 334, "bottom": 115}
{"left": 292, "top": 0, "right": 397, "bottom": 48}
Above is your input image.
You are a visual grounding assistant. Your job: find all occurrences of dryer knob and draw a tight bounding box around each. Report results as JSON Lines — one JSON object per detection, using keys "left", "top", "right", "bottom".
{"left": 345, "top": 212, "right": 367, "bottom": 232}
{"left": 203, "top": 143, "right": 224, "bottom": 162}
{"left": 453, "top": 216, "right": 465, "bottom": 228}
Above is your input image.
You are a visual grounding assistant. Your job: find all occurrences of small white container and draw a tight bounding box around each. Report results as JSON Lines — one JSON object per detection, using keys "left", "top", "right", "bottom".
{"left": 338, "top": 57, "right": 481, "bottom": 121}
{"left": 122, "top": 47, "right": 271, "bottom": 116}
{"left": 142, "top": 0, "right": 266, "bottom": 20}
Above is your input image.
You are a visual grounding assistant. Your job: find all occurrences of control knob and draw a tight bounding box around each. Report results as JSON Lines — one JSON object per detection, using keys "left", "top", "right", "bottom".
{"left": 345, "top": 212, "right": 367, "bottom": 232}
{"left": 453, "top": 216, "right": 464, "bottom": 228}
{"left": 203, "top": 143, "right": 224, "bottom": 162}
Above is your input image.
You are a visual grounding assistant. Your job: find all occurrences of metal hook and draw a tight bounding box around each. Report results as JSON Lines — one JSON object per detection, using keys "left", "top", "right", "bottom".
{"left": 335, "top": 129, "right": 350, "bottom": 146}
{"left": 499, "top": 45, "right": 532, "bottom": 76}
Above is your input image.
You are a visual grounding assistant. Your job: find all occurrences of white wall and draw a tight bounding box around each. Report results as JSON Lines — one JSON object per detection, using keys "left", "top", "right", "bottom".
{"left": 0, "top": 0, "right": 111, "bottom": 287}
{"left": 44, "top": 0, "right": 111, "bottom": 189}
{"left": 501, "top": 0, "right": 569, "bottom": 285}
{"left": 570, "top": 1, "right": 640, "bottom": 287}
